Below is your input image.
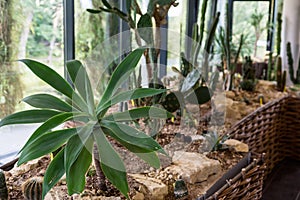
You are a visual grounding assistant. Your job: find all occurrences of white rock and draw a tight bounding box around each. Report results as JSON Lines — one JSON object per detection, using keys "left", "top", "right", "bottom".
{"left": 190, "top": 135, "right": 205, "bottom": 141}
{"left": 223, "top": 139, "right": 249, "bottom": 152}
{"left": 132, "top": 192, "right": 145, "bottom": 200}
{"left": 10, "top": 159, "right": 41, "bottom": 177}
{"left": 130, "top": 174, "right": 168, "bottom": 200}
{"left": 167, "top": 151, "right": 221, "bottom": 184}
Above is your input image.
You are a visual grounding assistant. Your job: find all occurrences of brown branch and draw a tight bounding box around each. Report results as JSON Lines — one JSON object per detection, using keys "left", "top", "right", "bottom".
{"left": 133, "top": 0, "right": 142, "bottom": 15}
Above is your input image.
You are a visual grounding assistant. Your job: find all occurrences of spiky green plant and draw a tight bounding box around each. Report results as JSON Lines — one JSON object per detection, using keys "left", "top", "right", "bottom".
{"left": 0, "top": 48, "right": 172, "bottom": 199}
{"left": 275, "top": 56, "right": 286, "bottom": 91}
{"left": 22, "top": 177, "right": 43, "bottom": 200}
{"left": 287, "top": 42, "right": 300, "bottom": 84}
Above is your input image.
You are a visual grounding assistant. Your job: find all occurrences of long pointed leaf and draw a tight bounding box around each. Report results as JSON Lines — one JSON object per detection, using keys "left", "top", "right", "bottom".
{"left": 135, "top": 152, "right": 160, "bottom": 168}
{"left": 64, "top": 123, "right": 94, "bottom": 180}
{"left": 20, "top": 112, "right": 84, "bottom": 152}
{"left": 97, "top": 48, "right": 144, "bottom": 111}
{"left": 103, "top": 106, "right": 173, "bottom": 122}
{"left": 19, "top": 59, "right": 74, "bottom": 99}
{"left": 19, "top": 59, "right": 88, "bottom": 112}
{"left": 0, "top": 110, "right": 61, "bottom": 127}
{"left": 101, "top": 121, "right": 165, "bottom": 154}
{"left": 18, "top": 128, "right": 77, "bottom": 165}
{"left": 181, "top": 68, "right": 200, "bottom": 93}
{"left": 66, "top": 60, "right": 95, "bottom": 114}
{"left": 94, "top": 128, "right": 129, "bottom": 199}
{"left": 22, "top": 94, "right": 74, "bottom": 112}
{"left": 103, "top": 127, "right": 160, "bottom": 168}
{"left": 67, "top": 138, "right": 93, "bottom": 195}
{"left": 42, "top": 148, "right": 65, "bottom": 199}
{"left": 97, "top": 88, "right": 166, "bottom": 114}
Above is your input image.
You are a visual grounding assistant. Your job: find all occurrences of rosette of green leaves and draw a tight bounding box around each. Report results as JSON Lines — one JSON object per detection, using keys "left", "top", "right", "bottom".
{"left": 0, "top": 48, "right": 172, "bottom": 199}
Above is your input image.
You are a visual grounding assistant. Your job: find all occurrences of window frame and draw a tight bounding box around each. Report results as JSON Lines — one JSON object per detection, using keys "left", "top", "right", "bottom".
{"left": 228, "top": 0, "right": 277, "bottom": 51}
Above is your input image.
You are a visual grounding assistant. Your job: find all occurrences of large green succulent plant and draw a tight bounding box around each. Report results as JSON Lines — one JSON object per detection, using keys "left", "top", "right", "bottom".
{"left": 0, "top": 48, "right": 172, "bottom": 199}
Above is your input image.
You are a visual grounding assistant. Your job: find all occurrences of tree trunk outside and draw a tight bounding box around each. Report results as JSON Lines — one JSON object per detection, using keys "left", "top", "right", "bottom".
{"left": 17, "top": 12, "right": 33, "bottom": 59}
{"left": 0, "top": 0, "right": 23, "bottom": 117}
{"left": 48, "top": 5, "right": 62, "bottom": 65}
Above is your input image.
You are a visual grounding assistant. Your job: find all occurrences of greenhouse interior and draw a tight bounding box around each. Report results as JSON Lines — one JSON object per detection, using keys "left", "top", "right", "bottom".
{"left": 0, "top": 0, "right": 299, "bottom": 199}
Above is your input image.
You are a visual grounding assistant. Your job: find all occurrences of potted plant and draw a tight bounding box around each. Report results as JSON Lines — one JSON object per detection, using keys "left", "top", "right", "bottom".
{"left": 0, "top": 48, "right": 172, "bottom": 199}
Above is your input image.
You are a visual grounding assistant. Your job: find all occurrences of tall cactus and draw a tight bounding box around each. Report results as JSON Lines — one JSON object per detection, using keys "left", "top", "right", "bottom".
{"left": 193, "top": 0, "right": 209, "bottom": 66}
{"left": 276, "top": 12, "right": 282, "bottom": 56}
{"left": 203, "top": 12, "right": 221, "bottom": 81}
{"left": 267, "top": 10, "right": 282, "bottom": 82}
{"left": 276, "top": 56, "right": 282, "bottom": 88}
{"left": 0, "top": 170, "right": 8, "bottom": 200}
{"left": 267, "top": 51, "right": 274, "bottom": 80}
{"left": 287, "top": 42, "right": 300, "bottom": 84}
{"left": 276, "top": 56, "right": 286, "bottom": 91}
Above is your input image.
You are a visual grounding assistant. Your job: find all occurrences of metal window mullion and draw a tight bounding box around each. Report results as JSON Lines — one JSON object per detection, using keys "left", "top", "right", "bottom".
{"left": 63, "top": 0, "right": 75, "bottom": 81}
{"left": 185, "top": 0, "right": 200, "bottom": 61}
{"left": 159, "top": 15, "right": 168, "bottom": 79}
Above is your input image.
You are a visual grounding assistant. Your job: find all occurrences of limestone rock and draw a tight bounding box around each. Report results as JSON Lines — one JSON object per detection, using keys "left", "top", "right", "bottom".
{"left": 190, "top": 135, "right": 205, "bottom": 142}
{"left": 69, "top": 194, "right": 121, "bottom": 200}
{"left": 164, "top": 141, "right": 187, "bottom": 158}
{"left": 225, "top": 91, "right": 236, "bottom": 99}
{"left": 10, "top": 158, "right": 41, "bottom": 177}
{"left": 224, "top": 139, "right": 249, "bottom": 152}
{"left": 166, "top": 151, "right": 221, "bottom": 184}
{"left": 132, "top": 192, "right": 145, "bottom": 200}
{"left": 130, "top": 174, "right": 168, "bottom": 200}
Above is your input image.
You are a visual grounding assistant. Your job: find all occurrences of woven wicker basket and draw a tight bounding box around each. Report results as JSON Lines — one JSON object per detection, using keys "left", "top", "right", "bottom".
{"left": 197, "top": 95, "right": 300, "bottom": 199}
{"left": 197, "top": 152, "right": 266, "bottom": 200}
{"left": 227, "top": 95, "right": 300, "bottom": 176}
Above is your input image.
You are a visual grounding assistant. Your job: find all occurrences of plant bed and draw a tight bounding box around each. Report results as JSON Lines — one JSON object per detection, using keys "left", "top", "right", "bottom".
{"left": 2, "top": 93, "right": 299, "bottom": 200}
{"left": 2, "top": 134, "right": 249, "bottom": 199}
{"left": 1, "top": 46, "right": 299, "bottom": 200}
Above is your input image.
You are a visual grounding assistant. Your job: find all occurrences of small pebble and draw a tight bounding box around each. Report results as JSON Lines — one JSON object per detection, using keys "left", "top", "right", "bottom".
{"left": 149, "top": 167, "right": 155, "bottom": 172}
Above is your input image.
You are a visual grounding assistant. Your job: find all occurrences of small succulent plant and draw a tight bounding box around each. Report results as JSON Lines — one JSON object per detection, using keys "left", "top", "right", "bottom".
{"left": 161, "top": 92, "right": 182, "bottom": 113}
{"left": 22, "top": 177, "right": 43, "bottom": 200}
{"left": 174, "top": 176, "right": 188, "bottom": 199}
{"left": 202, "top": 131, "right": 229, "bottom": 152}
{"left": 287, "top": 42, "right": 300, "bottom": 85}
{"left": 275, "top": 56, "right": 286, "bottom": 92}
{"left": 240, "top": 79, "right": 256, "bottom": 92}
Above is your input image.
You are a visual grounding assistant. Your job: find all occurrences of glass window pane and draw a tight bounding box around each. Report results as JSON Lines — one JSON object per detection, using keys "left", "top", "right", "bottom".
{"left": 233, "top": 1, "right": 270, "bottom": 59}
{"left": 0, "top": 0, "right": 64, "bottom": 164}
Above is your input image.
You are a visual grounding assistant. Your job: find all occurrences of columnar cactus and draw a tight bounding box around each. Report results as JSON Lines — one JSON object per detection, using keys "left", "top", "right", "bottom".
{"left": 22, "top": 177, "right": 43, "bottom": 200}
{"left": 276, "top": 12, "right": 282, "bottom": 56}
{"left": 0, "top": 170, "right": 8, "bottom": 200}
{"left": 276, "top": 56, "right": 286, "bottom": 91}
{"left": 287, "top": 42, "right": 300, "bottom": 84}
